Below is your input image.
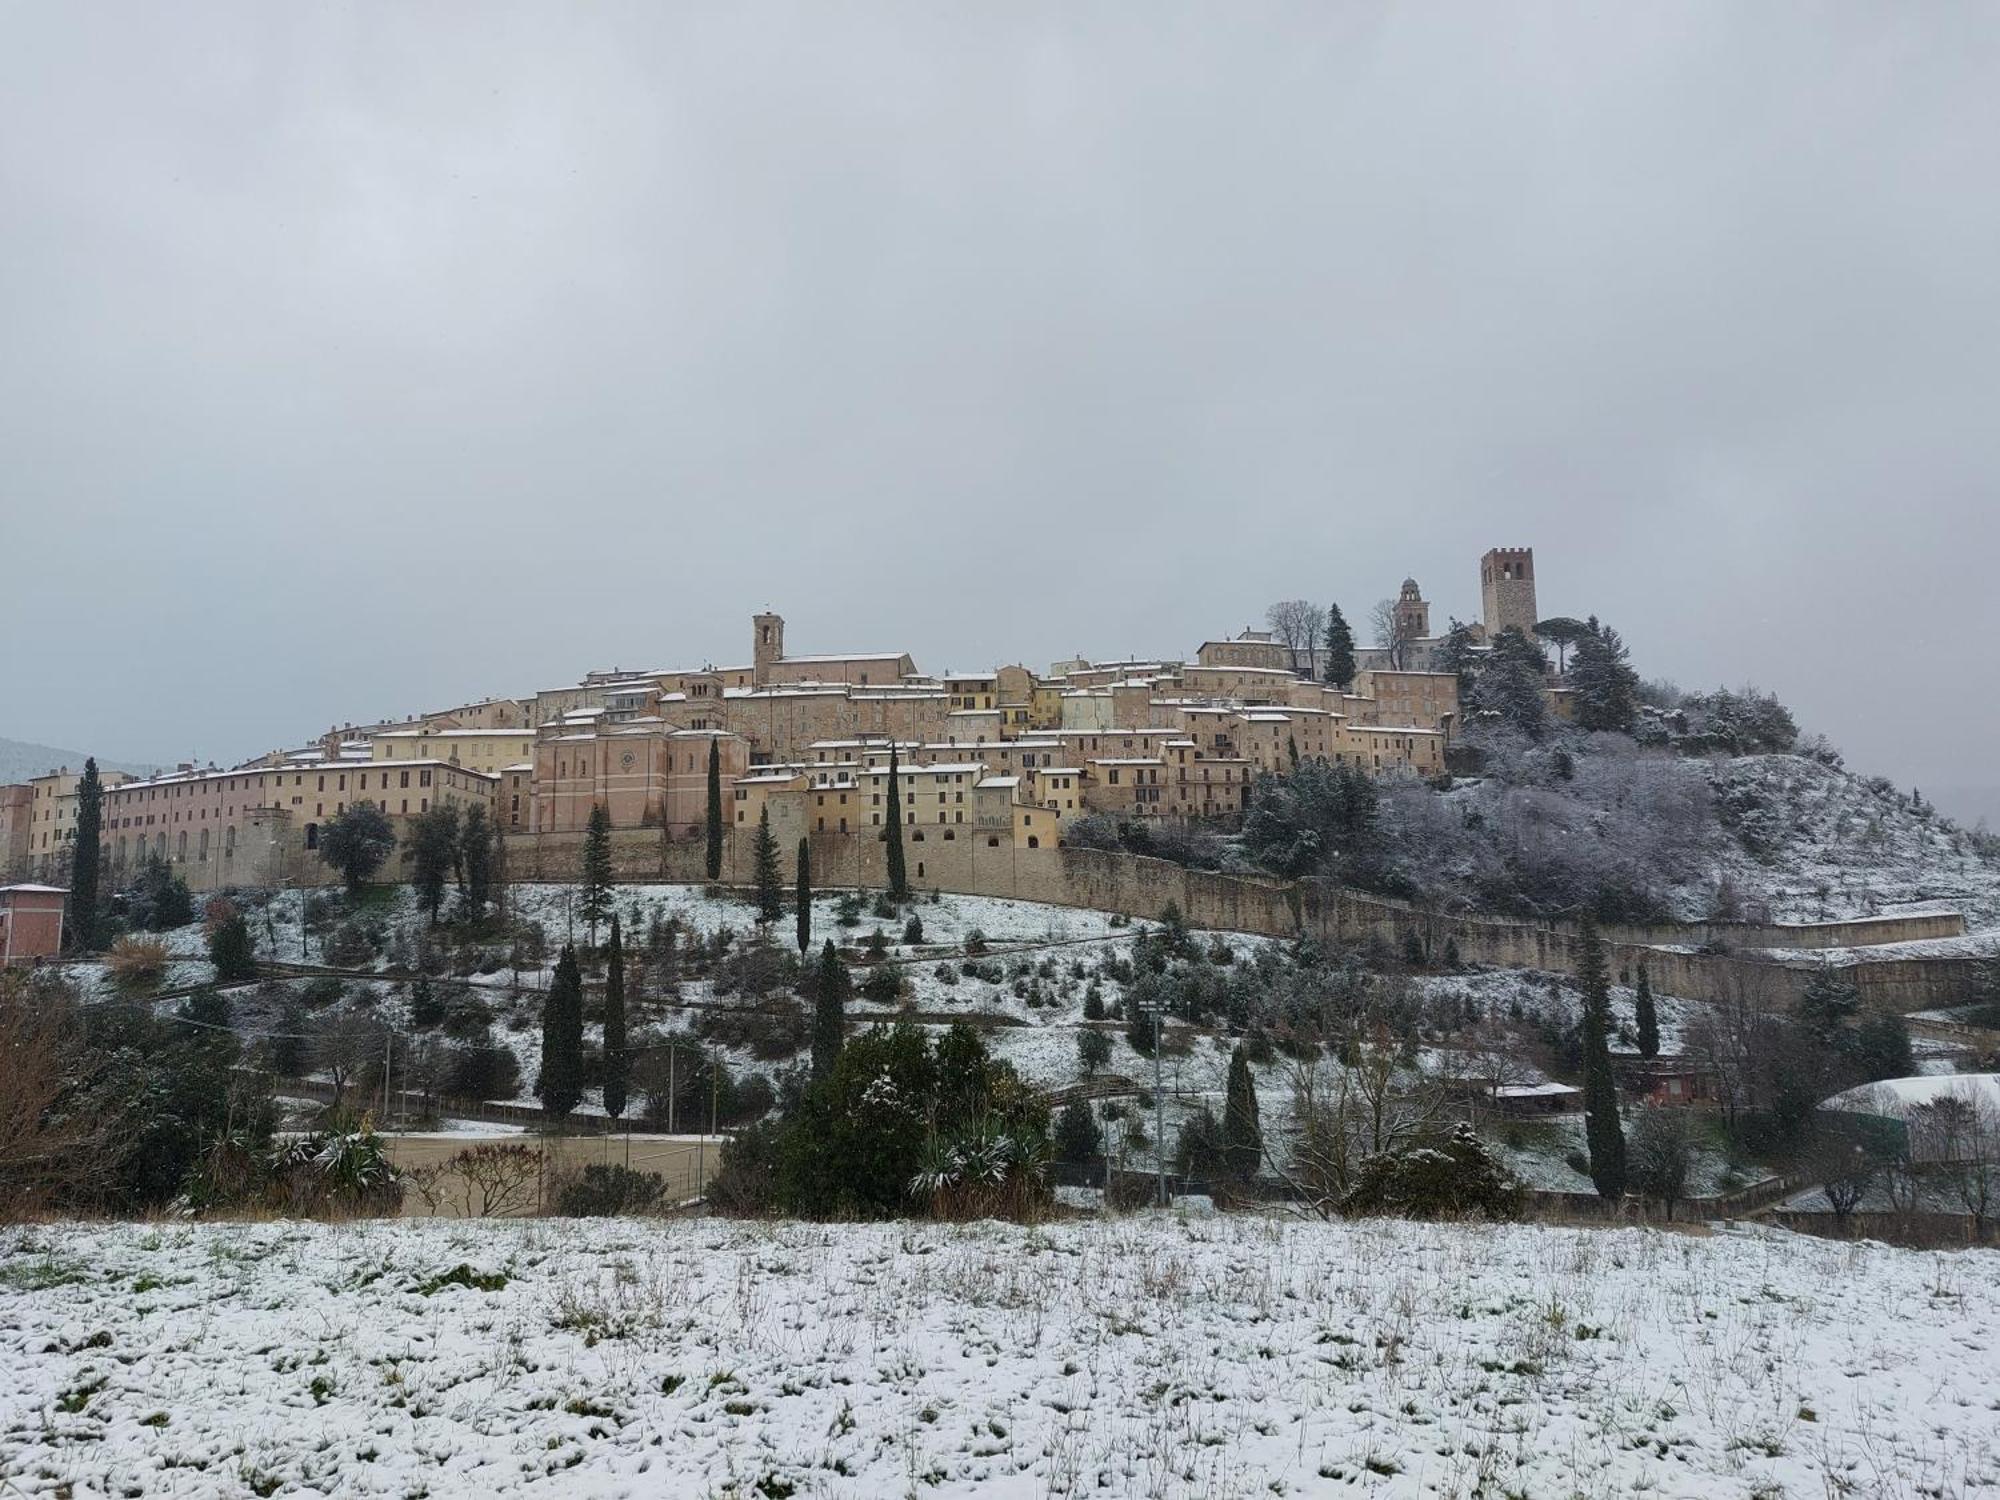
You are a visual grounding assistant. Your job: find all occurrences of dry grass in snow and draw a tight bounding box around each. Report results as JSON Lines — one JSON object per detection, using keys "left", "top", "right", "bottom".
{"left": 5, "top": 1214, "right": 1999, "bottom": 1498}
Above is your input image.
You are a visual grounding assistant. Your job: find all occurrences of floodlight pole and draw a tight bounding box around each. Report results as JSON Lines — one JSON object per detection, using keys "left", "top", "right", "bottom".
{"left": 1154, "top": 1002, "right": 1166, "bottom": 1210}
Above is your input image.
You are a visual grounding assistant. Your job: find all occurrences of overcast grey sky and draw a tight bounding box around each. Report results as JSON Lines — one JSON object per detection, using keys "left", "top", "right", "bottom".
{"left": 3, "top": 5, "right": 1995, "bottom": 814}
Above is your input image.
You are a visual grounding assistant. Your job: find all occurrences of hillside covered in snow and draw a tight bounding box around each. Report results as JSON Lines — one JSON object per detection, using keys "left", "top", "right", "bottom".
{"left": 1369, "top": 742, "right": 2000, "bottom": 928}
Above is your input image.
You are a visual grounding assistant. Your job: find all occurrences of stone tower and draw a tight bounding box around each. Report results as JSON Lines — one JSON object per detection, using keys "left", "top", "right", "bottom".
{"left": 752, "top": 611, "right": 785, "bottom": 687}
{"left": 1393, "top": 578, "right": 1430, "bottom": 644}
{"left": 1480, "top": 548, "right": 1538, "bottom": 638}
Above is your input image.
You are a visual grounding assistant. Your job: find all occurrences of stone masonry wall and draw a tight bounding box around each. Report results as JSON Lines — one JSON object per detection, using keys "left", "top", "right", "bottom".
{"left": 500, "top": 828, "right": 1983, "bottom": 1014}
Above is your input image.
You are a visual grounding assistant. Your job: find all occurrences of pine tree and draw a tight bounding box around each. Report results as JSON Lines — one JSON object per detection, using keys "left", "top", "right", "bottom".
{"left": 408, "top": 973, "right": 445, "bottom": 1030}
{"left": 1223, "top": 1045, "right": 1262, "bottom": 1179}
{"left": 602, "top": 916, "right": 628, "bottom": 1121}
{"left": 1798, "top": 966, "right": 1861, "bottom": 1045}
{"left": 1570, "top": 617, "right": 1640, "bottom": 733}
{"left": 1577, "top": 915, "right": 1628, "bottom": 1199}
{"left": 794, "top": 837, "right": 812, "bottom": 954}
{"left": 1077, "top": 1027, "right": 1112, "bottom": 1076}
{"left": 1436, "top": 619, "right": 1482, "bottom": 696}
{"left": 752, "top": 805, "right": 782, "bottom": 924}
{"left": 538, "top": 944, "right": 584, "bottom": 1119}
{"left": 207, "top": 911, "right": 257, "bottom": 981}
{"left": 704, "top": 739, "right": 724, "bottom": 881}
{"left": 885, "top": 745, "right": 908, "bottom": 899}
{"left": 811, "top": 940, "right": 849, "bottom": 1081}
{"left": 67, "top": 758, "right": 103, "bottom": 953}
{"left": 1634, "top": 964, "right": 1659, "bottom": 1060}
{"left": 1055, "top": 1098, "right": 1102, "bottom": 1164}
{"left": 316, "top": 801, "right": 395, "bottom": 894}
{"left": 580, "top": 803, "right": 614, "bottom": 947}
{"left": 1322, "top": 604, "right": 1357, "bottom": 691}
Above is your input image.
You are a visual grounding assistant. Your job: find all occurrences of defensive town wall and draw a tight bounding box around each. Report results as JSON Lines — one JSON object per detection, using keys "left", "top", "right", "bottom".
{"left": 500, "top": 828, "right": 1979, "bottom": 1014}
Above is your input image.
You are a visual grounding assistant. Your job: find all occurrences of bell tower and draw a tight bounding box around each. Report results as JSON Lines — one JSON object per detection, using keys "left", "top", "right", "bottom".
{"left": 752, "top": 612, "right": 785, "bottom": 687}
{"left": 1393, "top": 578, "right": 1430, "bottom": 644}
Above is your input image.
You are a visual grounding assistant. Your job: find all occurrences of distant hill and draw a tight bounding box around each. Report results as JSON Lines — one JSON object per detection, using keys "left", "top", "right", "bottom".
{"left": 0, "top": 736, "right": 161, "bottom": 785}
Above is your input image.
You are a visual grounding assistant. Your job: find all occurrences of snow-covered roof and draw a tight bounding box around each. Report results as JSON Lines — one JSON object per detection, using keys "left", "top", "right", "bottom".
{"left": 1824, "top": 1074, "right": 2000, "bottom": 1114}
{"left": 777, "top": 652, "right": 910, "bottom": 665}
{"left": 375, "top": 728, "right": 531, "bottom": 739}
{"left": 976, "top": 776, "right": 1021, "bottom": 789}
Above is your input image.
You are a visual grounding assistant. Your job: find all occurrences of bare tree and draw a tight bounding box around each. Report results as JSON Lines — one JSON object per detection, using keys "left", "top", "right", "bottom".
{"left": 314, "top": 1010, "right": 383, "bottom": 1113}
{"left": 1809, "top": 1136, "right": 1873, "bottom": 1231}
{"left": 1683, "top": 983, "right": 1766, "bottom": 1131}
{"left": 1909, "top": 1088, "right": 2000, "bottom": 1239}
{"left": 1369, "top": 598, "right": 1413, "bottom": 671}
{"left": 0, "top": 975, "right": 120, "bottom": 1216}
{"left": 449, "top": 1141, "right": 542, "bottom": 1217}
{"left": 400, "top": 1034, "right": 449, "bottom": 1120}
{"left": 1279, "top": 1028, "right": 1444, "bottom": 1217}
{"left": 1627, "top": 1107, "right": 1695, "bottom": 1219}
{"left": 1451, "top": 1023, "right": 1540, "bottom": 1118}
{"left": 1265, "top": 600, "right": 1323, "bottom": 677}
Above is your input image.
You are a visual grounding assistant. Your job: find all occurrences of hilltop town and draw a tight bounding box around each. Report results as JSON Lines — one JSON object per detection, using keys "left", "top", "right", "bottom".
{"left": 2, "top": 547, "right": 1551, "bottom": 895}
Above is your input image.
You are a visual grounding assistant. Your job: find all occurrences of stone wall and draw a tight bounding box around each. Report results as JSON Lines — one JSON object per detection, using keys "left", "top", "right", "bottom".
{"left": 497, "top": 829, "right": 1985, "bottom": 1015}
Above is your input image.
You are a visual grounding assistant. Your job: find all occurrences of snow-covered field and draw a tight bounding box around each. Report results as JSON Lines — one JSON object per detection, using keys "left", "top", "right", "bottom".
{"left": 5, "top": 1213, "right": 1997, "bottom": 1498}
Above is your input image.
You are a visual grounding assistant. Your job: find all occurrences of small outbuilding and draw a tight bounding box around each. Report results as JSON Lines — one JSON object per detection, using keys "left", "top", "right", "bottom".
{"left": 0, "top": 884, "right": 68, "bottom": 966}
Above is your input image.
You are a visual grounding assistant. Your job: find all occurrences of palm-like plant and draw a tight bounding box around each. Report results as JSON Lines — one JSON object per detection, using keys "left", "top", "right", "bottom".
{"left": 908, "top": 1133, "right": 961, "bottom": 1200}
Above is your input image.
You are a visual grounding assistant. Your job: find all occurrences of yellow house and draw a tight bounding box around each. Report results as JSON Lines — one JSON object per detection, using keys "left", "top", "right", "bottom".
{"left": 371, "top": 727, "right": 536, "bottom": 776}
{"left": 26, "top": 767, "right": 135, "bottom": 876}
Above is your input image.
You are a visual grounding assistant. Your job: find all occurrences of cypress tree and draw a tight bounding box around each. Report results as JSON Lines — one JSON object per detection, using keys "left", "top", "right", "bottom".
{"left": 1634, "top": 964, "right": 1659, "bottom": 1060}
{"left": 603, "top": 916, "right": 628, "bottom": 1120}
{"left": 1286, "top": 734, "right": 1300, "bottom": 771}
{"left": 580, "top": 803, "right": 614, "bottom": 947}
{"left": 1222, "top": 1045, "right": 1262, "bottom": 1180}
{"left": 538, "top": 944, "right": 584, "bottom": 1119}
{"left": 884, "top": 745, "right": 908, "bottom": 899}
{"left": 811, "top": 939, "right": 849, "bottom": 1081}
{"left": 461, "top": 804, "right": 496, "bottom": 918}
{"left": 1322, "top": 604, "right": 1357, "bottom": 691}
{"left": 411, "top": 805, "right": 460, "bottom": 927}
{"left": 704, "top": 739, "right": 724, "bottom": 881}
{"left": 795, "top": 837, "right": 812, "bottom": 954}
{"left": 751, "top": 805, "right": 783, "bottom": 924}
{"left": 1577, "top": 915, "right": 1628, "bottom": 1200}
{"left": 67, "top": 758, "right": 103, "bottom": 953}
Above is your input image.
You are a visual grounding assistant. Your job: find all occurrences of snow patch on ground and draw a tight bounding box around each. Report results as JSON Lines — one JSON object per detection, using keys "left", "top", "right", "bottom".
{"left": 4, "top": 1214, "right": 1996, "bottom": 1498}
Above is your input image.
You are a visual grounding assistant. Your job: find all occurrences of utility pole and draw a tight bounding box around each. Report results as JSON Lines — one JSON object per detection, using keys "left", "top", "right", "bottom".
{"left": 380, "top": 1026, "right": 393, "bottom": 1126}
{"left": 1153, "top": 1001, "right": 1166, "bottom": 1210}
{"left": 667, "top": 1044, "right": 676, "bottom": 1134}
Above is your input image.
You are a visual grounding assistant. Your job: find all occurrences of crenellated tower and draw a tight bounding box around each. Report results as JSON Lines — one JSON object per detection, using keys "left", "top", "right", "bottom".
{"left": 1479, "top": 548, "right": 1537, "bottom": 639}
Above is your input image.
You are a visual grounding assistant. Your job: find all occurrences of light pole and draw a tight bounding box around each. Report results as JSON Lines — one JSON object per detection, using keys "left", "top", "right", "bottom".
{"left": 1139, "top": 997, "right": 1165, "bottom": 1209}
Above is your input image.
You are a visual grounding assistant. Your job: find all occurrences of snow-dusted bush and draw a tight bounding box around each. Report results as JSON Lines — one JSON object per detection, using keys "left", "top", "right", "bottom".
{"left": 1341, "top": 1123, "right": 1521, "bottom": 1221}
{"left": 554, "top": 1163, "right": 666, "bottom": 1218}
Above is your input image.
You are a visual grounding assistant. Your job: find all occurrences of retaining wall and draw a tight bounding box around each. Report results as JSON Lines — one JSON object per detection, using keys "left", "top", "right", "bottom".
{"left": 495, "top": 829, "right": 1984, "bottom": 1014}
